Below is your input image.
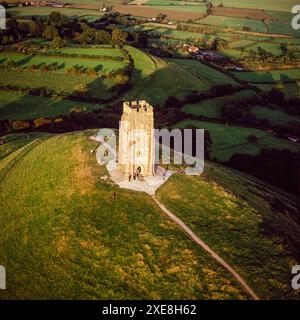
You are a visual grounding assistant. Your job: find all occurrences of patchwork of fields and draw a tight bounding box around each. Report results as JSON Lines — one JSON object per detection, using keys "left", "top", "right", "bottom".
{"left": 1, "top": 0, "right": 300, "bottom": 301}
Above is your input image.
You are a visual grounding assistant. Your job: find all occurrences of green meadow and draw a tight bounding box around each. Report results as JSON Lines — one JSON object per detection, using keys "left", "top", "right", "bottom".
{"left": 0, "top": 53, "right": 125, "bottom": 73}
{"left": 175, "top": 119, "right": 300, "bottom": 161}
{"left": 182, "top": 90, "right": 256, "bottom": 118}
{"left": 0, "top": 91, "right": 104, "bottom": 120}
{"left": 197, "top": 16, "right": 267, "bottom": 33}
{"left": 232, "top": 69, "right": 300, "bottom": 83}
{"left": 211, "top": 0, "right": 296, "bottom": 12}
{"left": 0, "top": 69, "right": 116, "bottom": 100}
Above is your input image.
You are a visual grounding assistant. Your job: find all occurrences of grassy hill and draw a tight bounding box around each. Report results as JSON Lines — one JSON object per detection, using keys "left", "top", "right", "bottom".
{"left": 0, "top": 130, "right": 299, "bottom": 299}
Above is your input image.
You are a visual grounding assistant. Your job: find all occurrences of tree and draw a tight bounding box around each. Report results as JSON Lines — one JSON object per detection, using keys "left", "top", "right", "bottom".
{"left": 134, "top": 32, "right": 148, "bottom": 47}
{"left": 74, "top": 83, "right": 87, "bottom": 95}
{"left": 206, "top": 1, "right": 213, "bottom": 15}
{"left": 0, "top": 1, "right": 8, "bottom": 8}
{"left": 247, "top": 135, "right": 258, "bottom": 143}
{"left": 164, "top": 96, "right": 182, "bottom": 109}
{"left": 29, "top": 20, "right": 43, "bottom": 37}
{"left": 42, "top": 25, "right": 59, "bottom": 40}
{"left": 18, "top": 22, "right": 29, "bottom": 35}
{"left": 280, "top": 43, "right": 288, "bottom": 56}
{"left": 111, "top": 29, "right": 127, "bottom": 45}
{"left": 115, "top": 74, "right": 129, "bottom": 85}
{"left": 47, "top": 11, "right": 68, "bottom": 27}
{"left": 3, "top": 59, "right": 17, "bottom": 68}
{"left": 11, "top": 120, "right": 30, "bottom": 130}
{"left": 94, "top": 30, "right": 111, "bottom": 44}
{"left": 76, "top": 27, "right": 96, "bottom": 45}
{"left": 51, "top": 36, "right": 65, "bottom": 49}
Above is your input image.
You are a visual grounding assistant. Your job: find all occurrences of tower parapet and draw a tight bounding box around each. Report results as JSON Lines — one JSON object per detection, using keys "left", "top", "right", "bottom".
{"left": 122, "top": 100, "right": 153, "bottom": 114}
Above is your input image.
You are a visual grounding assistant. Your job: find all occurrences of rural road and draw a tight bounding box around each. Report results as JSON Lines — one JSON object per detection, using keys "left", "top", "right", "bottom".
{"left": 152, "top": 195, "right": 260, "bottom": 300}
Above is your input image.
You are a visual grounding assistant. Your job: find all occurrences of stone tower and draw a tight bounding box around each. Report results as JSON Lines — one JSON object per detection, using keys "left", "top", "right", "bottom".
{"left": 118, "top": 100, "right": 155, "bottom": 180}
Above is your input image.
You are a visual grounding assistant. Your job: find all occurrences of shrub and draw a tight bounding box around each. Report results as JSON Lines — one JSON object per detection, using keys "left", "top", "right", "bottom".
{"left": 33, "top": 118, "right": 52, "bottom": 128}
{"left": 11, "top": 120, "right": 30, "bottom": 130}
{"left": 247, "top": 134, "right": 258, "bottom": 143}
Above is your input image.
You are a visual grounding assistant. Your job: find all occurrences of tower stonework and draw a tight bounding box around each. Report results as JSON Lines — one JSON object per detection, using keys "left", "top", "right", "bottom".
{"left": 118, "top": 100, "right": 155, "bottom": 180}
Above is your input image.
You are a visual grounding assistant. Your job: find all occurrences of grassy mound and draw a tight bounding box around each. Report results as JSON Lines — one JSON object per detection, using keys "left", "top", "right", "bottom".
{"left": 0, "top": 131, "right": 249, "bottom": 299}
{"left": 0, "top": 130, "right": 299, "bottom": 299}
{"left": 157, "top": 163, "right": 300, "bottom": 299}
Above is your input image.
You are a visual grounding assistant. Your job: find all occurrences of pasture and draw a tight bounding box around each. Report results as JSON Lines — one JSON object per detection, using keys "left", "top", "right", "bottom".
{"left": 182, "top": 90, "right": 257, "bottom": 118}
{"left": 251, "top": 105, "right": 300, "bottom": 126}
{"left": 0, "top": 53, "right": 125, "bottom": 73}
{"left": 0, "top": 90, "right": 104, "bottom": 120}
{"left": 168, "top": 59, "right": 238, "bottom": 86}
{"left": 211, "top": 6, "right": 271, "bottom": 20}
{"left": 267, "top": 21, "right": 300, "bottom": 37}
{"left": 175, "top": 119, "right": 300, "bottom": 162}
{"left": 7, "top": 6, "right": 105, "bottom": 20}
{"left": 197, "top": 15, "right": 268, "bottom": 33}
{"left": 210, "top": 0, "right": 296, "bottom": 12}
{"left": 47, "top": 46, "right": 126, "bottom": 58}
{"left": 122, "top": 47, "right": 217, "bottom": 104}
{"left": 255, "top": 82, "right": 300, "bottom": 99}
{"left": 0, "top": 69, "right": 116, "bottom": 100}
{"left": 232, "top": 69, "right": 300, "bottom": 83}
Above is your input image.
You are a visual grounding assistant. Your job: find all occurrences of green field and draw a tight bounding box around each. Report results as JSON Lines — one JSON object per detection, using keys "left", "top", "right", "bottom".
{"left": 197, "top": 15, "right": 267, "bottom": 33}
{"left": 47, "top": 46, "right": 126, "bottom": 58}
{"left": 229, "top": 39, "right": 257, "bottom": 49}
{"left": 256, "top": 81, "right": 300, "bottom": 99}
{"left": 0, "top": 69, "right": 115, "bottom": 100}
{"left": 242, "top": 42, "right": 284, "bottom": 55}
{"left": 148, "top": 27, "right": 212, "bottom": 40}
{"left": 232, "top": 69, "right": 300, "bottom": 83}
{"left": 268, "top": 11, "right": 294, "bottom": 22}
{"left": 211, "top": 0, "right": 296, "bottom": 12}
{"left": 8, "top": 6, "right": 104, "bottom": 19}
{"left": 182, "top": 90, "right": 257, "bottom": 118}
{"left": 148, "top": 4, "right": 208, "bottom": 13}
{"left": 122, "top": 47, "right": 223, "bottom": 105}
{"left": 228, "top": 40, "right": 291, "bottom": 56}
{"left": 175, "top": 120, "right": 300, "bottom": 161}
{"left": 0, "top": 131, "right": 250, "bottom": 299}
{"left": 268, "top": 21, "right": 300, "bottom": 37}
{"left": 0, "top": 91, "right": 104, "bottom": 120}
{"left": 0, "top": 52, "right": 125, "bottom": 73}
{"left": 251, "top": 105, "right": 300, "bottom": 126}
{"left": 168, "top": 58, "right": 238, "bottom": 86}
{"left": 145, "top": 0, "right": 206, "bottom": 7}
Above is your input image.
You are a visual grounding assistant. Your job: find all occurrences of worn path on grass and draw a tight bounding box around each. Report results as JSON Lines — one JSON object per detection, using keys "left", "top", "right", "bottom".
{"left": 152, "top": 195, "right": 260, "bottom": 300}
